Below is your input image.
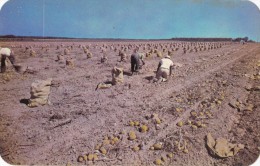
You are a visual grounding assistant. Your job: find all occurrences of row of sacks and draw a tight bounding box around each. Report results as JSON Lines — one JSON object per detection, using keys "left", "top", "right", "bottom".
{"left": 26, "top": 66, "right": 123, "bottom": 107}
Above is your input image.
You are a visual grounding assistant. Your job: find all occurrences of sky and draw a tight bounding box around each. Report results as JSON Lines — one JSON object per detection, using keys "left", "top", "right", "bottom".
{"left": 0, "top": 0, "right": 260, "bottom": 41}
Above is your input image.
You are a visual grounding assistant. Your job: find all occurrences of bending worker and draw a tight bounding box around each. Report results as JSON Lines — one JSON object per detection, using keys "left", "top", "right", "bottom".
{"left": 156, "top": 55, "right": 173, "bottom": 82}
{"left": 0, "top": 47, "right": 16, "bottom": 73}
{"left": 130, "top": 49, "right": 145, "bottom": 75}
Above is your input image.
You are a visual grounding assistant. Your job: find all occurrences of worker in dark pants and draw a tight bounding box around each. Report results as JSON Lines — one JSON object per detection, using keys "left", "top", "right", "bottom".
{"left": 0, "top": 48, "right": 16, "bottom": 73}
{"left": 130, "top": 49, "right": 145, "bottom": 75}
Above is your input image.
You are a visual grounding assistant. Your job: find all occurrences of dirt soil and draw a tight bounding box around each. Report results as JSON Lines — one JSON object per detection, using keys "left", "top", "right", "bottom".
{"left": 0, "top": 40, "right": 259, "bottom": 166}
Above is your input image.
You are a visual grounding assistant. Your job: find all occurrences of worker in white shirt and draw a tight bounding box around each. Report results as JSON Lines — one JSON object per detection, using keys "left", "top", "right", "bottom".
{"left": 156, "top": 55, "right": 173, "bottom": 82}
{"left": 0, "top": 47, "right": 16, "bottom": 73}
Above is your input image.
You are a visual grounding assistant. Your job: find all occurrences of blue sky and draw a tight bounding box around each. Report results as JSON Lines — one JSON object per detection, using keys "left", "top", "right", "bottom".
{"left": 0, "top": 0, "right": 259, "bottom": 40}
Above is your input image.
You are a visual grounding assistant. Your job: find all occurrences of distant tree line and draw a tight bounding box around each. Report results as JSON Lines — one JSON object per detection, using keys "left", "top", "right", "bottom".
{"left": 231, "top": 37, "right": 253, "bottom": 42}
{"left": 170, "top": 38, "right": 232, "bottom": 42}
{"left": 170, "top": 37, "right": 255, "bottom": 43}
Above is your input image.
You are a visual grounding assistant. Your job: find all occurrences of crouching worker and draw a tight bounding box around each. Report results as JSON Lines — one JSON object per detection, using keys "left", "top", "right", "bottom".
{"left": 155, "top": 55, "right": 173, "bottom": 82}
{"left": 130, "top": 49, "right": 145, "bottom": 75}
{"left": 0, "top": 47, "right": 16, "bottom": 73}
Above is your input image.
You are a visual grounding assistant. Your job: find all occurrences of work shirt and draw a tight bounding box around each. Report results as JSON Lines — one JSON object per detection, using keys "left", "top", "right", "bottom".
{"left": 159, "top": 58, "right": 173, "bottom": 70}
{"left": 0, "top": 48, "right": 11, "bottom": 57}
{"left": 131, "top": 53, "right": 144, "bottom": 60}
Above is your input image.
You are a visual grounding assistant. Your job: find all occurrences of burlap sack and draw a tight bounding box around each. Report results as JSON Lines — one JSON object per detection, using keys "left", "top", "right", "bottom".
{"left": 111, "top": 67, "right": 123, "bottom": 85}
{"left": 96, "top": 82, "right": 112, "bottom": 90}
{"left": 13, "top": 64, "right": 27, "bottom": 73}
{"left": 145, "top": 52, "right": 151, "bottom": 58}
{"left": 156, "top": 51, "right": 162, "bottom": 57}
{"left": 28, "top": 78, "right": 52, "bottom": 107}
{"left": 87, "top": 52, "right": 93, "bottom": 59}
{"left": 120, "top": 52, "right": 127, "bottom": 61}
{"left": 66, "top": 59, "right": 74, "bottom": 67}
{"left": 57, "top": 54, "right": 65, "bottom": 61}
{"left": 64, "top": 48, "right": 70, "bottom": 55}
{"left": 101, "top": 55, "right": 108, "bottom": 63}
{"left": 30, "top": 50, "right": 36, "bottom": 57}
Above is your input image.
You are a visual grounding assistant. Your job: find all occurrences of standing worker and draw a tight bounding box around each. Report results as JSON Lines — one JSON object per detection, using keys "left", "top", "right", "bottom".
{"left": 0, "top": 47, "right": 16, "bottom": 73}
{"left": 130, "top": 49, "right": 145, "bottom": 75}
{"left": 155, "top": 55, "right": 173, "bottom": 82}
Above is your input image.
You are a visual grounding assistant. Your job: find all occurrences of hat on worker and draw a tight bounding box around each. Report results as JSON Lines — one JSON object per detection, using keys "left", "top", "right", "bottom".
{"left": 165, "top": 55, "right": 171, "bottom": 59}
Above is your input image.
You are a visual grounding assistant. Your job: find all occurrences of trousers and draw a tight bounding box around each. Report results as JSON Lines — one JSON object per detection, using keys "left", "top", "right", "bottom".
{"left": 1, "top": 54, "right": 15, "bottom": 73}
{"left": 156, "top": 67, "right": 170, "bottom": 82}
{"left": 131, "top": 54, "right": 140, "bottom": 73}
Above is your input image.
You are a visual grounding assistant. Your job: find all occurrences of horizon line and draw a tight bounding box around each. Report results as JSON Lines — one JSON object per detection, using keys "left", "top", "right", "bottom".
{"left": 0, "top": 34, "right": 242, "bottom": 40}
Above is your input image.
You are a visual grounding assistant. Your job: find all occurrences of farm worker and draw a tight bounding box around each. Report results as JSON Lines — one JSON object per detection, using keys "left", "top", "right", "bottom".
{"left": 156, "top": 55, "right": 173, "bottom": 82}
{"left": 130, "top": 48, "right": 145, "bottom": 75}
{"left": 0, "top": 47, "right": 16, "bottom": 73}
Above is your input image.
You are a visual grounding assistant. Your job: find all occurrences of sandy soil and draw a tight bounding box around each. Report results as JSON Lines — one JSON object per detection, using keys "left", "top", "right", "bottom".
{"left": 0, "top": 40, "right": 259, "bottom": 166}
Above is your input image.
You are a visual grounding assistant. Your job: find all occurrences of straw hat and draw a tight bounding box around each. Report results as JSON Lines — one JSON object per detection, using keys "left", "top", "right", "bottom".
{"left": 165, "top": 55, "right": 171, "bottom": 59}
